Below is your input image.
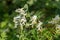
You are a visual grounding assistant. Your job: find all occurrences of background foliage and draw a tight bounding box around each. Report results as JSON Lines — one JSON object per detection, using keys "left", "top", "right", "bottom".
{"left": 0, "top": 0, "right": 60, "bottom": 40}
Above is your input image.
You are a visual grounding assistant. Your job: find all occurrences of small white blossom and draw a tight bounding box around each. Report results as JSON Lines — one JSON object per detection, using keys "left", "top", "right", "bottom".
{"left": 13, "top": 15, "right": 21, "bottom": 28}
{"left": 13, "top": 16, "right": 20, "bottom": 23}
{"left": 31, "top": 15, "right": 37, "bottom": 21}
{"left": 15, "top": 8, "right": 24, "bottom": 13}
{"left": 53, "top": 15, "right": 60, "bottom": 20}
{"left": 37, "top": 21, "right": 43, "bottom": 31}
{"left": 15, "top": 8, "right": 26, "bottom": 16}
{"left": 20, "top": 17, "right": 27, "bottom": 25}
{"left": 48, "top": 15, "right": 60, "bottom": 24}
{"left": 30, "top": 15, "right": 37, "bottom": 25}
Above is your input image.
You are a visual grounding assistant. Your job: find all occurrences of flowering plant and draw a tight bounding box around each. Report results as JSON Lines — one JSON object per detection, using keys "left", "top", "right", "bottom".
{"left": 13, "top": 7, "right": 60, "bottom": 40}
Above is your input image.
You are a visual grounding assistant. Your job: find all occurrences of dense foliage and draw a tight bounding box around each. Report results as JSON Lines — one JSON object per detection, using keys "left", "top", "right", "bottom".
{"left": 0, "top": 0, "right": 60, "bottom": 40}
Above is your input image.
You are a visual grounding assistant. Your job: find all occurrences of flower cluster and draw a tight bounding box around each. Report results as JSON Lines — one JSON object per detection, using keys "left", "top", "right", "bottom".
{"left": 48, "top": 15, "right": 60, "bottom": 33}
{"left": 13, "top": 8, "right": 43, "bottom": 31}
{"left": 14, "top": 7, "right": 60, "bottom": 33}
{"left": 48, "top": 15, "right": 60, "bottom": 24}
{"left": 13, "top": 8, "right": 27, "bottom": 28}
{"left": 13, "top": 7, "right": 60, "bottom": 40}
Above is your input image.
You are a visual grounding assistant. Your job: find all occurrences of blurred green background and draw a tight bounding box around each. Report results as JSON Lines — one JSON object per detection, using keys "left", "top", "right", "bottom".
{"left": 0, "top": 0, "right": 60, "bottom": 40}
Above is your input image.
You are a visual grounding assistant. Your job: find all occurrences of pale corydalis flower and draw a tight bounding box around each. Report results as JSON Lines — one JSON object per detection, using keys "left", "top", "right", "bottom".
{"left": 15, "top": 8, "right": 26, "bottom": 16}
{"left": 20, "top": 17, "right": 26, "bottom": 25}
{"left": 13, "top": 16, "right": 20, "bottom": 23}
{"left": 15, "top": 8, "right": 24, "bottom": 14}
{"left": 13, "top": 8, "right": 27, "bottom": 28}
{"left": 48, "top": 15, "right": 60, "bottom": 24}
{"left": 37, "top": 21, "right": 43, "bottom": 31}
{"left": 48, "top": 15, "right": 60, "bottom": 33}
{"left": 31, "top": 15, "right": 37, "bottom": 25}
{"left": 13, "top": 16, "right": 21, "bottom": 28}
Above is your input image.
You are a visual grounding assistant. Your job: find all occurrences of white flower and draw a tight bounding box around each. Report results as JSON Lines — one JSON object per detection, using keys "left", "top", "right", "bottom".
{"left": 53, "top": 15, "right": 60, "bottom": 20}
{"left": 31, "top": 15, "right": 37, "bottom": 21}
{"left": 13, "top": 15, "right": 21, "bottom": 28}
{"left": 15, "top": 8, "right": 26, "bottom": 15}
{"left": 20, "top": 16, "right": 26, "bottom": 25}
{"left": 48, "top": 15, "right": 60, "bottom": 24}
{"left": 37, "top": 21, "right": 43, "bottom": 30}
{"left": 20, "top": 18, "right": 26, "bottom": 24}
{"left": 30, "top": 15, "right": 37, "bottom": 25}
{"left": 14, "top": 8, "right": 27, "bottom": 28}
{"left": 15, "top": 8, "right": 24, "bottom": 13}
{"left": 13, "top": 16, "right": 20, "bottom": 23}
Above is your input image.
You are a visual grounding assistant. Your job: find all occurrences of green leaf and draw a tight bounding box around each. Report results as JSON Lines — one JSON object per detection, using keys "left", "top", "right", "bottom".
{"left": 1, "top": 32, "right": 7, "bottom": 38}
{"left": 1, "top": 20, "right": 8, "bottom": 28}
